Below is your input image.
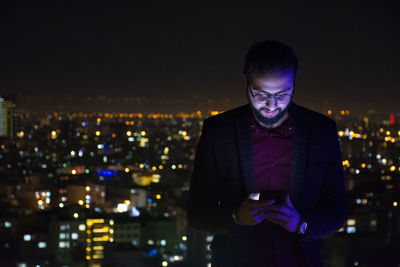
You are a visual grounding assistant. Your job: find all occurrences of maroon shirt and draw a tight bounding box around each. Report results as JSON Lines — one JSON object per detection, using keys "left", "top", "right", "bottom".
{"left": 245, "top": 111, "right": 306, "bottom": 267}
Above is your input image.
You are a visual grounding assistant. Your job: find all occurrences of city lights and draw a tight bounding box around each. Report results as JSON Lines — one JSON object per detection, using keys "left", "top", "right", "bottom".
{"left": 3, "top": 104, "right": 400, "bottom": 265}
{"left": 23, "top": 234, "right": 31, "bottom": 241}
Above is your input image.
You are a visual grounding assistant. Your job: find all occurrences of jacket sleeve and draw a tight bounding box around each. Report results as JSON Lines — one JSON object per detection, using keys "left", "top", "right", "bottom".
{"left": 300, "top": 120, "right": 347, "bottom": 241}
{"left": 186, "top": 118, "right": 237, "bottom": 235}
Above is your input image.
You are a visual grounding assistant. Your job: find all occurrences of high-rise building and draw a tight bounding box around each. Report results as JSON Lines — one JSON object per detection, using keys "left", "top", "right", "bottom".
{"left": 0, "top": 97, "right": 16, "bottom": 138}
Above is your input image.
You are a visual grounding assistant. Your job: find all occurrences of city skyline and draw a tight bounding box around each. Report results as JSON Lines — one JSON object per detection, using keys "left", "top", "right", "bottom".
{"left": 1, "top": 104, "right": 400, "bottom": 266}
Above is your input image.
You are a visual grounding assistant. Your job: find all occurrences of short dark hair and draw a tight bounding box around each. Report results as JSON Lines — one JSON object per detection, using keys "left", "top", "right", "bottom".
{"left": 243, "top": 40, "right": 298, "bottom": 79}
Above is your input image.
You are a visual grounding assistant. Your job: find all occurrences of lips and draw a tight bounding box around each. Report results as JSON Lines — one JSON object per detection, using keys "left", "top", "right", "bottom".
{"left": 261, "top": 109, "right": 278, "bottom": 115}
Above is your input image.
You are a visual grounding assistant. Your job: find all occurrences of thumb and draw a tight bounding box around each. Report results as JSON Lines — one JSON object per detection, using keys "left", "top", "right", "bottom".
{"left": 285, "top": 194, "right": 294, "bottom": 207}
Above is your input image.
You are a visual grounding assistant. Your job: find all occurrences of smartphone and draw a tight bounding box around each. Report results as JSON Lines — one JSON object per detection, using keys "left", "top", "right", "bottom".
{"left": 259, "top": 190, "right": 287, "bottom": 204}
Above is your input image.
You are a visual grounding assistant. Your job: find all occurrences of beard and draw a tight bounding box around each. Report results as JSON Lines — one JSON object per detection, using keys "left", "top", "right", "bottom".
{"left": 249, "top": 100, "right": 292, "bottom": 127}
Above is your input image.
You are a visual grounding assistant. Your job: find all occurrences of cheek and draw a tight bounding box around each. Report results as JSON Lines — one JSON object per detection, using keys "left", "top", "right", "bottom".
{"left": 248, "top": 98, "right": 260, "bottom": 108}
{"left": 278, "top": 102, "right": 290, "bottom": 110}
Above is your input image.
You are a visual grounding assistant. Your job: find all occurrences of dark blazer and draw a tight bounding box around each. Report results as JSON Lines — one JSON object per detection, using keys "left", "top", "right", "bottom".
{"left": 186, "top": 102, "right": 347, "bottom": 267}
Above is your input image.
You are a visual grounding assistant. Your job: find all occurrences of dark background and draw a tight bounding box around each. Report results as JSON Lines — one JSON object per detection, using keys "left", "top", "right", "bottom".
{"left": 1, "top": 0, "right": 399, "bottom": 113}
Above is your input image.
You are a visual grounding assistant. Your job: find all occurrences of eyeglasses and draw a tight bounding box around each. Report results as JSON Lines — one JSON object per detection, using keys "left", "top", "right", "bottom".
{"left": 247, "top": 82, "right": 293, "bottom": 103}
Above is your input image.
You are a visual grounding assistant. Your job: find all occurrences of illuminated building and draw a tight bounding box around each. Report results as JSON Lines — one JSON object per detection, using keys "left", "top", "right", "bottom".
{"left": 85, "top": 218, "right": 114, "bottom": 265}
{"left": 0, "top": 97, "right": 16, "bottom": 138}
{"left": 65, "top": 184, "right": 106, "bottom": 209}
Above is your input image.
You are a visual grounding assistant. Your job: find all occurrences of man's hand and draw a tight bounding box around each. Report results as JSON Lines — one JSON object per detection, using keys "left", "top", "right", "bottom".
{"left": 255, "top": 195, "right": 301, "bottom": 232}
{"left": 236, "top": 198, "right": 276, "bottom": 226}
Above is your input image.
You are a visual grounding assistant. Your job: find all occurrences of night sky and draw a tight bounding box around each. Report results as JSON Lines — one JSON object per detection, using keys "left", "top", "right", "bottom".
{"left": 1, "top": 1, "right": 399, "bottom": 113}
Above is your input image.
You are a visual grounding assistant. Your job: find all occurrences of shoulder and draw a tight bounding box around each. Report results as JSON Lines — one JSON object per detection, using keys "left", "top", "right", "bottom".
{"left": 203, "top": 105, "right": 249, "bottom": 128}
{"left": 292, "top": 102, "right": 337, "bottom": 129}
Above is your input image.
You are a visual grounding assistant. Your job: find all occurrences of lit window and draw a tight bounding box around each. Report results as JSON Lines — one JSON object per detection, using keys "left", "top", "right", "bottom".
{"left": 79, "top": 224, "right": 86, "bottom": 231}
{"left": 59, "top": 233, "right": 68, "bottom": 239}
{"left": 23, "top": 234, "right": 31, "bottom": 241}
{"left": 346, "top": 226, "right": 356, "bottom": 234}
{"left": 160, "top": 239, "right": 166, "bottom": 246}
{"left": 347, "top": 219, "right": 356, "bottom": 226}
{"left": 38, "top": 242, "right": 47, "bottom": 248}
{"left": 117, "top": 203, "right": 128, "bottom": 213}
{"left": 4, "top": 221, "right": 11, "bottom": 228}
{"left": 60, "top": 224, "right": 70, "bottom": 231}
{"left": 71, "top": 233, "right": 79, "bottom": 240}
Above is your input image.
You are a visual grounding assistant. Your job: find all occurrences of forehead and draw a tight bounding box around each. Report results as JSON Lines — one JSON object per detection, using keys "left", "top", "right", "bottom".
{"left": 248, "top": 71, "right": 294, "bottom": 93}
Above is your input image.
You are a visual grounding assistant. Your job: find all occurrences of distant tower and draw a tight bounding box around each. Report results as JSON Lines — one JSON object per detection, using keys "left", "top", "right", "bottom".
{"left": 0, "top": 97, "right": 16, "bottom": 138}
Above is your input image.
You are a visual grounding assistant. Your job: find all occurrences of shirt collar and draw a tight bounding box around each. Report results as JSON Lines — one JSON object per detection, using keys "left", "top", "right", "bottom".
{"left": 250, "top": 110, "right": 294, "bottom": 137}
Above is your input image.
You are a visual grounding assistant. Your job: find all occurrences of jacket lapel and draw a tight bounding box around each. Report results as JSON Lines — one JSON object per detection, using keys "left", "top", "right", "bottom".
{"left": 234, "top": 105, "right": 255, "bottom": 195}
{"left": 290, "top": 103, "right": 309, "bottom": 207}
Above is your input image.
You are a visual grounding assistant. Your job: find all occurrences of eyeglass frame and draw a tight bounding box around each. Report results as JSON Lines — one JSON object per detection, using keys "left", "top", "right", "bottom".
{"left": 247, "top": 80, "right": 294, "bottom": 103}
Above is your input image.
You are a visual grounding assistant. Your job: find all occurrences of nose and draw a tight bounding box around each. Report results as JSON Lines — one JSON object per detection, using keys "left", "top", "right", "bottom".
{"left": 264, "top": 96, "right": 278, "bottom": 109}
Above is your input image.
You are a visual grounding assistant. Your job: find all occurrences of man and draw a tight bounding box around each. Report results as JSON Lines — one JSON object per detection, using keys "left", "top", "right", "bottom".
{"left": 187, "top": 40, "right": 347, "bottom": 267}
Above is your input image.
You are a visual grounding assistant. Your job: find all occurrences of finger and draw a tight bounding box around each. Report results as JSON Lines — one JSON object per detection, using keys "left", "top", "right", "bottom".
{"left": 254, "top": 215, "right": 264, "bottom": 223}
{"left": 260, "top": 212, "right": 288, "bottom": 224}
{"left": 251, "top": 199, "right": 275, "bottom": 208}
{"left": 258, "top": 210, "right": 289, "bottom": 219}
{"left": 258, "top": 204, "right": 291, "bottom": 215}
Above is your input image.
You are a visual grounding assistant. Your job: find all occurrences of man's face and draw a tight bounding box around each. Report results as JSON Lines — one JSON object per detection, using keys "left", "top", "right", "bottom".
{"left": 247, "top": 71, "right": 294, "bottom": 124}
